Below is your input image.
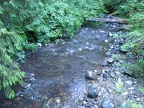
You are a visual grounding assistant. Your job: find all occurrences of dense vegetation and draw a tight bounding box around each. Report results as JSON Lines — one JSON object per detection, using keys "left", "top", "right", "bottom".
{"left": 0, "top": 0, "right": 143, "bottom": 98}
{"left": 105, "top": 0, "right": 144, "bottom": 77}
{"left": 0, "top": 0, "right": 105, "bottom": 98}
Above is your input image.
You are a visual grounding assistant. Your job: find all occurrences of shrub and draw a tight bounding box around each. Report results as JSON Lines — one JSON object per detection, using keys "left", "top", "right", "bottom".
{"left": 0, "top": 23, "right": 25, "bottom": 98}
{"left": 0, "top": 0, "right": 106, "bottom": 98}
{"left": 105, "top": 0, "right": 144, "bottom": 77}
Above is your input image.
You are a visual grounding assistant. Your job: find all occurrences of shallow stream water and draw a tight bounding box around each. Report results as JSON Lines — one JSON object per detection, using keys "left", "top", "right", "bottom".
{"left": 1, "top": 26, "right": 115, "bottom": 108}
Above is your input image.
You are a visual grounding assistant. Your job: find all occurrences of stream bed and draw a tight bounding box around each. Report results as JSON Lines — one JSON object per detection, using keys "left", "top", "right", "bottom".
{"left": 21, "top": 26, "right": 113, "bottom": 107}
{"left": 1, "top": 25, "right": 144, "bottom": 108}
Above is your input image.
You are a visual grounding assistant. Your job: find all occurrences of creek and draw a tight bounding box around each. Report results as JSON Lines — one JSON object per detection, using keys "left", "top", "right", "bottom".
{"left": 1, "top": 26, "right": 115, "bottom": 108}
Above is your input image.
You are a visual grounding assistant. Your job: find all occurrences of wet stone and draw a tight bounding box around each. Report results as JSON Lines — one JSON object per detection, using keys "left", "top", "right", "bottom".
{"left": 109, "top": 72, "right": 116, "bottom": 78}
{"left": 90, "top": 83, "right": 98, "bottom": 88}
{"left": 125, "top": 80, "right": 133, "bottom": 86}
{"left": 82, "top": 101, "right": 87, "bottom": 105}
{"left": 63, "top": 105, "right": 71, "bottom": 108}
{"left": 101, "top": 100, "right": 114, "bottom": 108}
{"left": 48, "top": 102, "right": 62, "bottom": 108}
{"left": 23, "top": 95, "right": 35, "bottom": 102}
{"left": 108, "top": 32, "right": 113, "bottom": 37}
{"left": 103, "top": 73, "right": 109, "bottom": 79}
{"left": 123, "top": 69, "right": 135, "bottom": 77}
{"left": 21, "top": 82, "right": 31, "bottom": 89}
{"left": 89, "top": 99, "right": 96, "bottom": 104}
{"left": 78, "top": 48, "right": 83, "bottom": 51}
{"left": 115, "top": 71, "right": 121, "bottom": 75}
{"left": 128, "top": 87, "right": 135, "bottom": 91}
{"left": 23, "top": 73, "right": 35, "bottom": 82}
{"left": 45, "top": 97, "right": 62, "bottom": 108}
{"left": 110, "top": 45, "right": 114, "bottom": 49}
{"left": 127, "top": 54, "right": 137, "bottom": 59}
{"left": 122, "top": 102, "right": 127, "bottom": 108}
{"left": 77, "top": 106, "right": 85, "bottom": 108}
{"left": 122, "top": 91, "right": 128, "bottom": 96}
{"left": 118, "top": 38, "right": 125, "bottom": 45}
{"left": 107, "top": 58, "right": 114, "bottom": 64}
{"left": 100, "top": 61, "right": 108, "bottom": 66}
{"left": 97, "top": 71, "right": 102, "bottom": 75}
{"left": 88, "top": 88, "right": 98, "bottom": 98}
{"left": 106, "top": 51, "right": 111, "bottom": 56}
{"left": 107, "top": 89, "right": 113, "bottom": 93}
{"left": 85, "top": 71, "right": 97, "bottom": 80}
{"left": 119, "top": 46, "right": 128, "bottom": 53}
{"left": 136, "top": 98, "right": 141, "bottom": 102}
{"left": 119, "top": 60, "right": 124, "bottom": 63}
{"left": 85, "top": 103, "right": 92, "bottom": 107}
{"left": 104, "top": 40, "right": 108, "bottom": 43}
{"left": 98, "top": 88, "right": 106, "bottom": 96}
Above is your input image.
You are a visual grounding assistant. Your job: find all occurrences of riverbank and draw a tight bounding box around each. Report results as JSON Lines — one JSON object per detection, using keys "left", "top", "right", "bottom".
{"left": 75, "top": 25, "right": 144, "bottom": 108}
{"left": 0, "top": 24, "right": 144, "bottom": 108}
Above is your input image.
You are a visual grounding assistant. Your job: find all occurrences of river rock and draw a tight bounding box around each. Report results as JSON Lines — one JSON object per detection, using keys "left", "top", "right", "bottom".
{"left": 101, "top": 100, "right": 114, "bottom": 108}
{"left": 127, "top": 54, "right": 137, "bottom": 59}
{"left": 21, "top": 82, "right": 31, "bottom": 89}
{"left": 23, "top": 96, "right": 34, "bottom": 102}
{"left": 107, "top": 58, "right": 114, "bottom": 64}
{"left": 98, "top": 88, "right": 106, "bottom": 96}
{"left": 125, "top": 80, "right": 133, "bottom": 86}
{"left": 85, "top": 71, "right": 97, "bottom": 80}
{"left": 115, "top": 71, "right": 121, "bottom": 75}
{"left": 77, "top": 106, "right": 85, "bottom": 108}
{"left": 108, "top": 32, "right": 113, "bottom": 37}
{"left": 48, "top": 102, "right": 62, "bottom": 108}
{"left": 100, "top": 61, "right": 108, "bottom": 66}
{"left": 62, "top": 105, "right": 71, "bottom": 108}
{"left": 103, "top": 73, "right": 109, "bottom": 79}
{"left": 118, "top": 38, "right": 125, "bottom": 45}
{"left": 104, "top": 40, "right": 108, "bottom": 43}
{"left": 97, "top": 71, "right": 102, "bottom": 75}
{"left": 37, "top": 43, "right": 42, "bottom": 47}
{"left": 45, "top": 97, "right": 62, "bottom": 108}
{"left": 106, "top": 51, "right": 111, "bottom": 56}
{"left": 23, "top": 73, "right": 35, "bottom": 82}
{"left": 88, "top": 88, "right": 98, "bottom": 98}
{"left": 122, "top": 91, "right": 128, "bottom": 96}
{"left": 109, "top": 72, "right": 116, "bottom": 78}
{"left": 122, "top": 102, "right": 127, "bottom": 108}
{"left": 136, "top": 98, "right": 141, "bottom": 102}
{"left": 78, "top": 48, "right": 83, "bottom": 51}
{"left": 119, "top": 46, "right": 128, "bottom": 53}
{"left": 123, "top": 69, "right": 135, "bottom": 77}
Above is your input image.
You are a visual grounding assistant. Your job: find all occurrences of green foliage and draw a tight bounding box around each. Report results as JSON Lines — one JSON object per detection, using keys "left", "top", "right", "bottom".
{"left": 26, "top": 0, "right": 105, "bottom": 43}
{"left": 103, "top": 0, "right": 126, "bottom": 14}
{"left": 105, "top": 0, "right": 144, "bottom": 77}
{"left": 112, "top": 54, "right": 121, "bottom": 61}
{"left": 0, "top": 0, "right": 143, "bottom": 100}
{"left": 138, "top": 86, "right": 144, "bottom": 94}
{"left": 127, "top": 101, "right": 142, "bottom": 108}
{"left": 0, "top": 23, "right": 25, "bottom": 98}
{"left": 0, "top": 0, "right": 106, "bottom": 98}
{"left": 120, "top": 0, "right": 144, "bottom": 18}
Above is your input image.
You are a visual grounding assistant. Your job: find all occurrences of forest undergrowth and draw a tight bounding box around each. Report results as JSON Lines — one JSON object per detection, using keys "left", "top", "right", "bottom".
{"left": 0, "top": 0, "right": 143, "bottom": 98}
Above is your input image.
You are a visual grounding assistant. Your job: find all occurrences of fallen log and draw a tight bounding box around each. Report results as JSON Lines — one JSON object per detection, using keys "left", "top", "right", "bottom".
{"left": 87, "top": 17, "right": 129, "bottom": 24}
{"left": 108, "top": 25, "right": 132, "bottom": 31}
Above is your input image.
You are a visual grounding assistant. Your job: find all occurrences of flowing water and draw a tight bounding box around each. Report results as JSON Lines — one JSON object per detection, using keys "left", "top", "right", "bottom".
{"left": 1, "top": 26, "right": 115, "bottom": 108}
